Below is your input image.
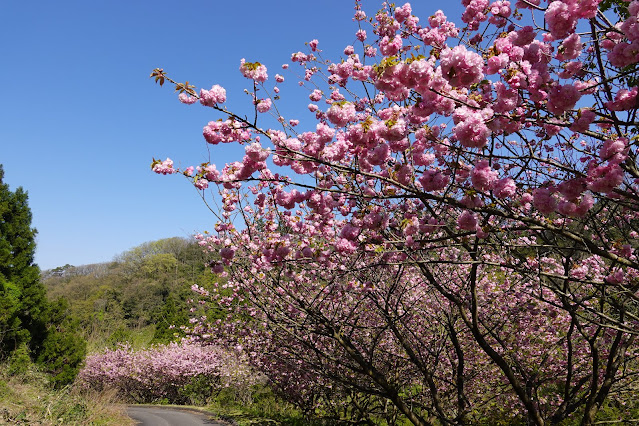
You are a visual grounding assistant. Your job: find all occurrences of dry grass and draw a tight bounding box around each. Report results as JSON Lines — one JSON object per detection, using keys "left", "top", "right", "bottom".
{"left": 0, "top": 363, "right": 133, "bottom": 425}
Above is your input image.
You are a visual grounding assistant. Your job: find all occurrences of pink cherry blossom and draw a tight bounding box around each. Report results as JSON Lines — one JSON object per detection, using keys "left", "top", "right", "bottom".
{"left": 545, "top": 1, "right": 578, "bottom": 39}
{"left": 547, "top": 84, "right": 581, "bottom": 115}
{"left": 488, "top": 0, "right": 511, "bottom": 27}
{"left": 309, "top": 89, "right": 323, "bottom": 102}
{"left": 570, "top": 109, "right": 596, "bottom": 132}
{"left": 494, "top": 177, "right": 517, "bottom": 198}
{"left": 152, "top": 158, "right": 176, "bottom": 175}
{"left": 440, "top": 45, "right": 484, "bottom": 87}
{"left": 239, "top": 58, "right": 268, "bottom": 82}
{"left": 533, "top": 187, "right": 557, "bottom": 214}
{"left": 457, "top": 210, "right": 479, "bottom": 230}
{"left": 461, "top": 0, "right": 489, "bottom": 30}
{"left": 556, "top": 33, "right": 583, "bottom": 61}
{"left": 471, "top": 160, "right": 498, "bottom": 192}
{"left": 418, "top": 169, "right": 450, "bottom": 191}
{"left": 453, "top": 107, "right": 492, "bottom": 148}
{"left": 605, "top": 87, "right": 638, "bottom": 111}
{"left": 256, "top": 98, "right": 272, "bottom": 113}
{"left": 326, "top": 102, "right": 356, "bottom": 127}
{"left": 199, "top": 84, "right": 227, "bottom": 106}
{"left": 178, "top": 93, "right": 197, "bottom": 104}
{"left": 599, "top": 137, "right": 628, "bottom": 164}
{"left": 379, "top": 35, "right": 403, "bottom": 56}
{"left": 150, "top": 2, "right": 639, "bottom": 423}
{"left": 394, "top": 3, "right": 412, "bottom": 23}
{"left": 557, "top": 178, "right": 586, "bottom": 200}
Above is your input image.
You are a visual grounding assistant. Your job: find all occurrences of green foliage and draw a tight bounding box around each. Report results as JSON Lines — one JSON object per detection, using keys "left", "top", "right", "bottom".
{"left": 43, "top": 237, "right": 213, "bottom": 350}
{"left": 599, "top": 0, "right": 630, "bottom": 18}
{"left": 0, "top": 165, "right": 48, "bottom": 357}
{"left": 210, "top": 385, "right": 333, "bottom": 426}
{"left": 105, "top": 325, "right": 133, "bottom": 349}
{"left": 178, "top": 374, "right": 218, "bottom": 406}
{"left": 151, "top": 294, "right": 189, "bottom": 344}
{"left": 7, "top": 343, "right": 32, "bottom": 377}
{"left": 0, "top": 164, "right": 86, "bottom": 388}
{"left": 102, "top": 325, "right": 156, "bottom": 352}
{"left": 591, "top": 399, "right": 639, "bottom": 424}
{"left": 0, "top": 275, "right": 25, "bottom": 351}
{"left": 37, "top": 300, "right": 87, "bottom": 388}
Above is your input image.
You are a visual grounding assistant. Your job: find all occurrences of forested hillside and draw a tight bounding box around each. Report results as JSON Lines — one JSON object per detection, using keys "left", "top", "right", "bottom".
{"left": 43, "top": 237, "right": 219, "bottom": 349}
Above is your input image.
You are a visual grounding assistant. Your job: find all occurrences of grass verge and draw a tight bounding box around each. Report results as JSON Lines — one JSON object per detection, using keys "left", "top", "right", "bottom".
{"left": 0, "top": 361, "right": 132, "bottom": 425}
{"left": 204, "top": 386, "right": 331, "bottom": 426}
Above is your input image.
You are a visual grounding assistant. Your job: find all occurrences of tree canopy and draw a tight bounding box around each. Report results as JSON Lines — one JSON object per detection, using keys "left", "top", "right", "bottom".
{"left": 152, "top": 0, "right": 639, "bottom": 424}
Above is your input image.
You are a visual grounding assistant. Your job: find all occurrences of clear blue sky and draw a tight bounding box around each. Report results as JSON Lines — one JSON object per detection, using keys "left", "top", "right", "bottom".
{"left": 1, "top": 0, "right": 458, "bottom": 270}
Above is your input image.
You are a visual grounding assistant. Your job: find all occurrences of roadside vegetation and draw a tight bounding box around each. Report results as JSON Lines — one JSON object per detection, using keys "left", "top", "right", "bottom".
{"left": 0, "top": 357, "right": 131, "bottom": 426}
{"left": 40, "top": 237, "right": 324, "bottom": 425}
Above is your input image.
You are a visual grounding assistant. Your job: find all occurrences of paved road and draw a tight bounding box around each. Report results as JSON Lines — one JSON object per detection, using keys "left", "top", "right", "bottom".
{"left": 126, "top": 405, "right": 228, "bottom": 426}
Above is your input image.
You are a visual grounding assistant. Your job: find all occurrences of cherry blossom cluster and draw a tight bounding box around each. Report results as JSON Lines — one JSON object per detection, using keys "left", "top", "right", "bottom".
{"left": 151, "top": 157, "right": 176, "bottom": 175}
{"left": 76, "top": 341, "right": 261, "bottom": 404}
{"left": 152, "top": 0, "right": 639, "bottom": 423}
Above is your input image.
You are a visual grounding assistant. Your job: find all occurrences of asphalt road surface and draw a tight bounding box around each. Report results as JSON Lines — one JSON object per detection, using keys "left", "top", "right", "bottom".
{"left": 126, "top": 405, "right": 228, "bottom": 426}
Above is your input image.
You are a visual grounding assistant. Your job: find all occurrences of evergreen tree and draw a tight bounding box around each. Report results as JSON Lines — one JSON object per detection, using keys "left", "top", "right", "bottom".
{"left": 0, "top": 165, "right": 47, "bottom": 355}
{"left": 0, "top": 165, "right": 85, "bottom": 386}
{"left": 151, "top": 294, "right": 189, "bottom": 344}
{"left": 37, "top": 298, "right": 86, "bottom": 387}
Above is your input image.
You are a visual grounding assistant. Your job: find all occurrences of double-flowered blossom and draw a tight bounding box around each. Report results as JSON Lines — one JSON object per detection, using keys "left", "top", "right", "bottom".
{"left": 439, "top": 45, "right": 484, "bottom": 87}
{"left": 256, "top": 98, "right": 272, "bottom": 113}
{"left": 547, "top": 84, "right": 581, "bottom": 115}
{"left": 199, "top": 84, "right": 226, "bottom": 106}
{"left": 488, "top": 0, "right": 511, "bottom": 27}
{"left": 178, "top": 93, "right": 197, "bottom": 104}
{"left": 420, "top": 10, "right": 458, "bottom": 47}
{"left": 419, "top": 169, "right": 450, "bottom": 191}
{"left": 545, "top": 1, "right": 578, "bottom": 39}
{"left": 556, "top": 33, "right": 583, "bottom": 61}
{"left": 493, "top": 177, "right": 517, "bottom": 198}
{"left": 570, "top": 108, "right": 596, "bottom": 132}
{"left": 452, "top": 107, "right": 492, "bottom": 148}
{"left": 457, "top": 209, "right": 479, "bottom": 230}
{"left": 326, "top": 102, "right": 356, "bottom": 127}
{"left": 203, "top": 119, "right": 251, "bottom": 145}
{"left": 461, "top": 0, "right": 489, "bottom": 30}
{"left": 533, "top": 187, "right": 557, "bottom": 214}
{"left": 379, "top": 35, "right": 403, "bottom": 56}
{"left": 152, "top": 158, "right": 176, "bottom": 175}
{"left": 239, "top": 58, "right": 268, "bottom": 82}
{"left": 471, "top": 160, "right": 498, "bottom": 192}
{"left": 605, "top": 87, "right": 639, "bottom": 111}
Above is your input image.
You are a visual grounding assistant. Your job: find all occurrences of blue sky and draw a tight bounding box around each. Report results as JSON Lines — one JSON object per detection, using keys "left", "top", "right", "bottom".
{"left": 1, "top": 0, "right": 459, "bottom": 270}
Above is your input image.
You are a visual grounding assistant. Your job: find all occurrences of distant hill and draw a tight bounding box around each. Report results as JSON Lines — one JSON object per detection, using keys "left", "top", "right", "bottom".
{"left": 42, "top": 237, "right": 221, "bottom": 350}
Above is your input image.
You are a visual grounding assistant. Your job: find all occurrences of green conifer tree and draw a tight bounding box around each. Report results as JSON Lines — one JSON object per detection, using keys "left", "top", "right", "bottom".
{"left": 0, "top": 165, "right": 47, "bottom": 355}
{"left": 0, "top": 165, "right": 85, "bottom": 386}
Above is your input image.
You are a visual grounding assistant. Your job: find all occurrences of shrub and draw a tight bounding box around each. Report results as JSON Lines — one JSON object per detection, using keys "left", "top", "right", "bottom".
{"left": 76, "top": 340, "right": 263, "bottom": 405}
